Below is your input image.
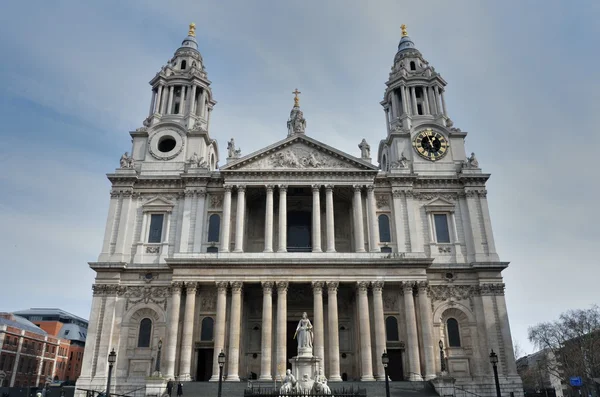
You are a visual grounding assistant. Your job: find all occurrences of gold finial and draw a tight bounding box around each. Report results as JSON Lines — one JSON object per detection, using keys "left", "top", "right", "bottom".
{"left": 188, "top": 23, "right": 196, "bottom": 37}
{"left": 292, "top": 88, "right": 301, "bottom": 107}
{"left": 401, "top": 24, "right": 408, "bottom": 37}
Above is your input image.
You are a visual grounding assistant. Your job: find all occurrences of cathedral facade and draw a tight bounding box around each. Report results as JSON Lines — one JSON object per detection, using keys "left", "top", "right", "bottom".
{"left": 77, "top": 23, "right": 523, "bottom": 395}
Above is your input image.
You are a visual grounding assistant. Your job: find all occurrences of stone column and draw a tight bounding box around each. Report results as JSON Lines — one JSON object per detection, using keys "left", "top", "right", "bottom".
{"left": 178, "top": 191, "right": 194, "bottom": 253}
{"left": 422, "top": 86, "right": 431, "bottom": 115}
{"left": 233, "top": 186, "right": 246, "bottom": 252}
{"left": 429, "top": 87, "right": 438, "bottom": 114}
{"left": 326, "top": 282, "right": 342, "bottom": 381}
{"left": 226, "top": 281, "right": 243, "bottom": 381}
{"left": 479, "top": 192, "right": 498, "bottom": 256}
{"left": 167, "top": 86, "right": 174, "bottom": 115}
{"left": 114, "top": 191, "right": 134, "bottom": 262}
{"left": 259, "top": 282, "right": 274, "bottom": 381}
{"left": 400, "top": 86, "right": 409, "bottom": 115}
{"left": 155, "top": 85, "right": 163, "bottom": 114}
{"left": 312, "top": 282, "right": 325, "bottom": 362}
{"left": 366, "top": 185, "right": 380, "bottom": 252}
{"left": 371, "top": 281, "right": 386, "bottom": 381}
{"left": 199, "top": 88, "right": 207, "bottom": 118}
{"left": 494, "top": 287, "right": 518, "bottom": 375}
{"left": 179, "top": 282, "right": 197, "bottom": 381}
{"left": 441, "top": 90, "right": 448, "bottom": 116}
{"left": 405, "top": 191, "right": 423, "bottom": 253}
{"left": 221, "top": 186, "right": 232, "bottom": 252}
{"left": 402, "top": 282, "right": 422, "bottom": 381}
{"left": 277, "top": 186, "right": 287, "bottom": 252}
{"left": 417, "top": 282, "right": 436, "bottom": 380}
{"left": 465, "top": 191, "right": 485, "bottom": 259}
{"left": 352, "top": 186, "right": 366, "bottom": 252}
{"left": 165, "top": 282, "right": 183, "bottom": 378}
{"left": 391, "top": 191, "right": 407, "bottom": 252}
{"left": 384, "top": 108, "right": 391, "bottom": 135}
{"left": 264, "top": 185, "right": 274, "bottom": 252}
{"left": 391, "top": 90, "right": 400, "bottom": 118}
{"left": 411, "top": 87, "right": 418, "bottom": 115}
{"left": 149, "top": 90, "right": 156, "bottom": 117}
{"left": 210, "top": 282, "right": 228, "bottom": 381}
{"left": 276, "top": 282, "right": 288, "bottom": 379}
{"left": 190, "top": 85, "right": 197, "bottom": 116}
{"left": 357, "top": 282, "right": 375, "bottom": 381}
{"left": 325, "top": 185, "right": 336, "bottom": 253}
{"left": 312, "top": 185, "right": 322, "bottom": 252}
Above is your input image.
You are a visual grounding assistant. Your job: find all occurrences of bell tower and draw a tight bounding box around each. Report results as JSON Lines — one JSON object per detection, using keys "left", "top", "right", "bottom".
{"left": 377, "top": 25, "right": 468, "bottom": 174}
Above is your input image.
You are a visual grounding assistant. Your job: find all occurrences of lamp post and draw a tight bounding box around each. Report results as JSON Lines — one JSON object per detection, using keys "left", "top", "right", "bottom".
{"left": 106, "top": 348, "right": 117, "bottom": 397}
{"left": 154, "top": 339, "right": 163, "bottom": 376}
{"left": 217, "top": 350, "right": 226, "bottom": 397}
{"left": 439, "top": 340, "right": 447, "bottom": 373}
{"left": 381, "top": 351, "right": 390, "bottom": 397}
{"left": 489, "top": 349, "right": 501, "bottom": 397}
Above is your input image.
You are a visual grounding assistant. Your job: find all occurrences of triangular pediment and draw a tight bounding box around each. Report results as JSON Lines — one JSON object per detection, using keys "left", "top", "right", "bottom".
{"left": 423, "top": 197, "right": 455, "bottom": 212}
{"left": 220, "top": 135, "right": 378, "bottom": 172}
{"left": 142, "top": 197, "right": 175, "bottom": 212}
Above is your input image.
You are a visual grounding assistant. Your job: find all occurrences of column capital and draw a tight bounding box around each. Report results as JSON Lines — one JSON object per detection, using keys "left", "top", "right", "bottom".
{"left": 371, "top": 281, "right": 384, "bottom": 292}
{"left": 311, "top": 281, "right": 325, "bottom": 293}
{"left": 353, "top": 185, "right": 363, "bottom": 193}
{"left": 416, "top": 281, "right": 429, "bottom": 291}
{"left": 230, "top": 281, "right": 243, "bottom": 292}
{"left": 224, "top": 185, "right": 233, "bottom": 193}
{"left": 276, "top": 281, "right": 289, "bottom": 292}
{"left": 356, "top": 281, "right": 370, "bottom": 292}
{"left": 266, "top": 184, "right": 275, "bottom": 192}
{"left": 326, "top": 281, "right": 339, "bottom": 292}
{"left": 278, "top": 185, "right": 288, "bottom": 193}
{"left": 261, "top": 281, "right": 274, "bottom": 293}
{"left": 325, "top": 184, "right": 334, "bottom": 191}
{"left": 185, "top": 282, "right": 198, "bottom": 295}
{"left": 171, "top": 282, "right": 184, "bottom": 294}
{"left": 216, "top": 281, "right": 228, "bottom": 293}
{"left": 366, "top": 185, "right": 375, "bottom": 192}
{"left": 312, "top": 184, "right": 321, "bottom": 192}
{"left": 236, "top": 185, "right": 246, "bottom": 193}
{"left": 400, "top": 281, "right": 415, "bottom": 295}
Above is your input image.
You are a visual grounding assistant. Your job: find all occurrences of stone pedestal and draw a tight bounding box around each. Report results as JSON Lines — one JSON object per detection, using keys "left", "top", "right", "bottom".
{"left": 289, "top": 355, "right": 320, "bottom": 392}
{"left": 145, "top": 377, "right": 167, "bottom": 397}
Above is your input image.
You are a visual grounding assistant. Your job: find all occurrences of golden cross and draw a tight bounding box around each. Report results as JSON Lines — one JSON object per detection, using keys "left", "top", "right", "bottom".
{"left": 401, "top": 24, "right": 408, "bottom": 37}
{"left": 292, "top": 88, "right": 301, "bottom": 107}
{"left": 188, "top": 23, "right": 196, "bottom": 37}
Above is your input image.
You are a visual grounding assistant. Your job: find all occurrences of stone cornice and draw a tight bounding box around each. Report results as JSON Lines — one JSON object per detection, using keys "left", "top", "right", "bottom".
{"left": 89, "top": 262, "right": 127, "bottom": 271}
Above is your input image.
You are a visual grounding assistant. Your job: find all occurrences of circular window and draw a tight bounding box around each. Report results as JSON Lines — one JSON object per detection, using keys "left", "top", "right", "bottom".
{"left": 158, "top": 136, "right": 177, "bottom": 153}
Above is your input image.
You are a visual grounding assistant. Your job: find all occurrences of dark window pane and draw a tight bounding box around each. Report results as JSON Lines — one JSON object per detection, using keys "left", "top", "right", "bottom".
{"left": 381, "top": 246, "right": 392, "bottom": 253}
{"left": 434, "top": 214, "right": 451, "bottom": 243}
{"left": 207, "top": 246, "right": 218, "bottom": 253}
{"left": 148, "top": 214, "right": 164, "bottom": 243}
{"left": 386, "top": 316, "right": 399, "bottom": 341}
{"left": 207, "top": 214, "right": 221, "bottom": 242}
{"left": 378, "top": 215, "right": 391, "bottom": 242}
{"left": 447, "top": 318, "right": 461, "bottom": 347}
{"left": 200, "top": 317, "right": 214, "bottom": 341}
{"left": 138, "top": 318, "right": 152, "bottom": 347}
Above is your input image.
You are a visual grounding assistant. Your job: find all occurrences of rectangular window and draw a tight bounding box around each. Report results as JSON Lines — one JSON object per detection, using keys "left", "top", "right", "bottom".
{"left": 434, "top": 214, "right": 451, "bottom": 243}
{"left": 148, "top": 214, "right": 164, "bottom": 243}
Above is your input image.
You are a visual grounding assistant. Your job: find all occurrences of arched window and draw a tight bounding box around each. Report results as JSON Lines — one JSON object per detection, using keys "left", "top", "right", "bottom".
{"left": 447, "top": 318, "right": 461, "bottom": 347}
{"left": 181, "top": 60, "right": 187, "bottom": 70}
{"left": 410, "top": 61, "right": 416, "bottom": 71}
{"left": 200, "top": 317, "right": 214, "bottom": 341}
{"left": 208, "top": 214, "right": 221, "bottom": 242}
{"left": 386, "top": 316, "right": 399, "bottom": 341}
{"left": 379, "top": 214, "right": 391, "bottom": 242}
{"left": 137, "top": 318, "right": 152, "bottom": 347}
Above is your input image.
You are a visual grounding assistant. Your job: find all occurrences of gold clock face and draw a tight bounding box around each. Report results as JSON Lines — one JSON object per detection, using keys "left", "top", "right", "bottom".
{"left": 412, "top": 129, "right": 449, "bottom": 161}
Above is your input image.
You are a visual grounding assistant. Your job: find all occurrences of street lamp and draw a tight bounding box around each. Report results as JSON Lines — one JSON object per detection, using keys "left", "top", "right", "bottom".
{"left": 381, "top": 351, "right": 390, "bottom": 397}
{"left": 439, "top": 340, "right": 447, "bottom": 373}
{"left": 489, "top": 349, "right": 501, "bottom": 397}
{"left": 154, "top": 339, "right": 163, "bottom": 376}
{"left": 106, "top": 348, "right": 117, "bottom": 397}
{"left": 217, "top": 350, "right": 226, "bottom": 397}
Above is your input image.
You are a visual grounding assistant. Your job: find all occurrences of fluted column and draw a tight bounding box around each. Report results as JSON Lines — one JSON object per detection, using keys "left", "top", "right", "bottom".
{"left": 325, "top": 185, "right": 336, "bottom": 252}
{"left": 276, "top": 282, "right": 288, "bottom": 379}
{"left": 221, "top": 186, "right": 232, "bottom": 252}
{"left": 210, "top": 282, "right": 228, "bottom": 381}
{"left": 411, "top": 87, "right": 418, "bottom": 115}
{"left": 189, "top": 85, "right": 197, "bottom": 116}
{"left": 164, "top": 282, "right": 182, "bottom": 378}
{"left": 179, "top": 282, "right": 197, "bottom": 381}
{"left": 400, "top": 85, "right": 409, "bottom": 114}
{"left": 264, "top": 185, "right": 274, "bottom": 252}
{"left": 417, "top": 281, "right": 436, "bottom": 380}
{"left": 357, "top": 282, "right": 375, "bottom": 381}
{"left": 371, "top": 281, "right": 386, "bottom": 381}
{"left": 259, "top": 282, "right": 274, "bottom": 381}
{"left": 402, "top": 282, "right": 422, "bottom": 381}
{"left": 327, "top": 282, "right": 342, "bottom": 381}
{"left": 441, "top": 90, "right": 448, "bottom": 116}
{"left": 155, "top": 85, "right": 163, "bottom": 114}
{"left": 167, "top": 86, "right": 174, "bottom": 115}
{"left": 312, "top": 282, "right": 325, "bottom": 362}
{"left": 226, "top": 281, "right": 243, "bottom": 381}
{"left": 312, "top": 185, "right": 322, "bottom": 252}
{"left": 149, "top": 90, "right": 156, "bottom": 116}
{"left": 422, "top": 86, "right": 431, "bottom": 114}
{"left": 233, "top": 186, "right": 246, "bottom": 252}
{"left": 391, "top": 90, "right": 400, "bottom": 118}
{"left": 277, "top": 186, "right": 287, "bottom": 252}
{"left": 366, "top": 185, "right": 380, "bottom": 252}
{"left": 434, "top": 87, "right": 442, "bottom": 115}
{"left": 353, "top": 185, "right": 366, "bottom": 252}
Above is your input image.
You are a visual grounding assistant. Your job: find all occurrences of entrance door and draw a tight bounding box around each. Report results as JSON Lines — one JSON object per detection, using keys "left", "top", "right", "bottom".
{"left": 387, "top": 349, "right": 404, "bottom": 381}
{"left": 196, "top": 348, "right": 214, "bottom": 381}
{"left": 287, "top": 211, "right": 311, "bottom": 252}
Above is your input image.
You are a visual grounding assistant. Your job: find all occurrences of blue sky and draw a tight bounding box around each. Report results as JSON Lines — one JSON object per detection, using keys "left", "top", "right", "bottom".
{"left": 0, "top": 1, "right": 598, "bottom": 355}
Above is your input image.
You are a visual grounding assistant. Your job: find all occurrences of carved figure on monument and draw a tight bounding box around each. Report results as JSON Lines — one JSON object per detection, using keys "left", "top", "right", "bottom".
{"left": 358, "top": 139, "right": 370, "bottom": 159}
{"left": 312, "top": 368, "right": 332, "bottom": 395}
{"left": 294, "top": 312, "right": 314, "bottom": 351}
{"left": 391, "top": 151, "right": 409, "bottom": 169}
{"left": 280, "top": 369, "right": 303, "bottom": 395}
{"left": 466, "top": 152, "right": 479, "bottom": 168}
{"left": 227, "top": 138, "right": 235, "bottom": 158}
{"left": 120, "top": 152, "right": 134, "bottom": 169}
{"left": 304, "top": 152, "right": 320, "bottom": 168}
{"left": 189, "top": 152, "right": 199, "bottom": 168}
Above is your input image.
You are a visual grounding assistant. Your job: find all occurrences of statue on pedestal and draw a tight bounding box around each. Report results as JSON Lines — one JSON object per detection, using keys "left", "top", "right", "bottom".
{"left": 294, "top": 312, "right": 313, "bottom": 351}
{"left": 280, "top": 369, "right": 303, "bottom": 395}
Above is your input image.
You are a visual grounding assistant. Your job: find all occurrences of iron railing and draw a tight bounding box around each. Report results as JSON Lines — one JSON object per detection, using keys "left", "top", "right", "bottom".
{"left": 244, "top": 385, "right": 367, "bottom": 397}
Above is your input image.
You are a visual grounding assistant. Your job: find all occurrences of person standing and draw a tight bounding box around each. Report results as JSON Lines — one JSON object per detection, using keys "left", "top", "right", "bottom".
{"left": 166, "top": 379, "right": 174, "bottom": 397}
{"left": 176, "top": 381, "right": 183, "bottom": 397}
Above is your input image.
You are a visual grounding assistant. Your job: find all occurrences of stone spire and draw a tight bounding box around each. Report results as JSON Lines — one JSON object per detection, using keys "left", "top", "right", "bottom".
{"left": 287, "top": 88, "right": 306, "bottom": 136}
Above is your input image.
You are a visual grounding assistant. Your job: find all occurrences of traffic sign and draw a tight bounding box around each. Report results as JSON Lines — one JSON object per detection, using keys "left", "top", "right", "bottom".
{"left": 570, "top": 376, "right": 582, "bottom": 387}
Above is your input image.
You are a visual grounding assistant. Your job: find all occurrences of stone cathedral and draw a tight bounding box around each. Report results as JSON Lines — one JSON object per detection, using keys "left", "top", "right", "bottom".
{"left": 77, "top": 24, "right": 523, "bottom": 396}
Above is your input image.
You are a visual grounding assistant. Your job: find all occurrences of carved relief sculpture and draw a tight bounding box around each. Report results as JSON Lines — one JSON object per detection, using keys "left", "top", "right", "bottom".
{"left": 358, "top": 139, "right": 371, "bottom": 159}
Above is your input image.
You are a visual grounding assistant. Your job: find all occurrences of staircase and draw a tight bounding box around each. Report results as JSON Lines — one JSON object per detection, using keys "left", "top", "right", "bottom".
{"left": 179, "top": 381, "right": 439, "bottom": 397}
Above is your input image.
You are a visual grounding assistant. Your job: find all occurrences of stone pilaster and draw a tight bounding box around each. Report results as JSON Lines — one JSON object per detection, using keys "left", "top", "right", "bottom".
{"left": 312, "top": 185, "right": 322, "bottom": 252}
{"left": 326, "top": 282, "right": 342, "bottom": 381}
{"left": 178, "top": 282, "right": 197, "bottom": 381}
{"left": 402, "top": 282, "right": 422, "bottom": 381}
{"left": 226, "top": 281, "right": 243, "bottom": 381}
{"left": 264, "top": 185, "right": 274, "bottom": 252}
{"left": 312, "top": 282, "right": 325, "bottom": 363}
{"left": 164, "top": 282, "right": 183, "bottom": 378}
{"left": 233, "top": 186, "right": 246, "bottom": 252}
{"left": 278, "top": 186, "right": 288, "bottom": 252}
{"left": 259, "top": 282, "right": 274, "bottom": 381}
{"left": 325, "top": 185, "right": 336, "bottom": 252}
{"left": 220, "top": 186, "right": 232, "bottom": 252}
{"left": 210, "top": 282, "right": 228, "bottom": 381}
{"left": 353, "top": 185, "right": 366, "bottom": 252}
{"left": 371, "top": 281, "right": 386, "bottom": 381}
{"left": 366, "top": 185, "right": 380, "bottom": 252}
{"left": 357, "top": 281, "right": 375, "bottom": 381}
{"left": 417, "top": 281, "right": 436, "bottom": 380}
{"left": 276, "top": 281, "right": 289, "bottom": 379}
